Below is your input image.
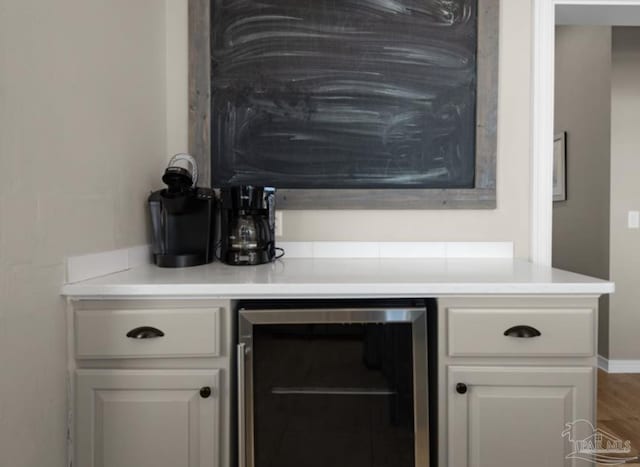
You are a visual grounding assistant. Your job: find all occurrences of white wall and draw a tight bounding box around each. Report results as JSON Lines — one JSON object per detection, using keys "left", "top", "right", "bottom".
{"left": 166, "top": 0, "right": 534, "bottom": 258}
{"left": 610, "top": 27, "right": 640, "bottom": 360}
{"left": 0, "top": 1, "right": 168, "bottom": 465}
{"left": 552, "top": 26, "right": 612, "bottom": 357}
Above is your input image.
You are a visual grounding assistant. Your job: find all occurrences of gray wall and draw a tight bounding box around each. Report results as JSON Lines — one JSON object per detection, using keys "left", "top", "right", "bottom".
{"left": 0, "top": 1, "right": 168, "bottom": 465}
{"left": 553, "top": 26, "right": 612, "bottom": 357}
{"left": 610, "top": 27, "right": 640, "bottom": 360}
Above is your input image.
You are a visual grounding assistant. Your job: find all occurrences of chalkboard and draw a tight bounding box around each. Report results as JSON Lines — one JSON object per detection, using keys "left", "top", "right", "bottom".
{"left": 211, "top": 0, "right": 479, "bottom": 190}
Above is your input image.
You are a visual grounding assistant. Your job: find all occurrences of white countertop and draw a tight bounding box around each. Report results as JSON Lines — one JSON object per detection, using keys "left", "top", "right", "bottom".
{"left": 61, "top": 258, "right": 614, "bottom": 299}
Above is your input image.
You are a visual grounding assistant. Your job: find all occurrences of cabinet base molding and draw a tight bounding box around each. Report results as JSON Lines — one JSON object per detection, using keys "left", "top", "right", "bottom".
{"left": 598, "top": 356, "right": 640, "bottom": 373}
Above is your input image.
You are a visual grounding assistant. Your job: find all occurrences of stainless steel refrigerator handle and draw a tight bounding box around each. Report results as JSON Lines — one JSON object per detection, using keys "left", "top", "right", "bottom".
{"left": 237, "top": 343, "right": 247, "bottom": 467}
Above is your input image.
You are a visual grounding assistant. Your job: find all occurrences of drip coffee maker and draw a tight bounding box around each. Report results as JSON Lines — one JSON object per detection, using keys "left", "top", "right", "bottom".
{"left": 219, "top": 186, "right": 276, "bottom": 265}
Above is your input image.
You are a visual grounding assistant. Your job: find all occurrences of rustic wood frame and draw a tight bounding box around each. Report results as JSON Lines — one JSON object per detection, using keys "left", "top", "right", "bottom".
{"left": 189, "top": 0, "right": 499, "bottom": 209}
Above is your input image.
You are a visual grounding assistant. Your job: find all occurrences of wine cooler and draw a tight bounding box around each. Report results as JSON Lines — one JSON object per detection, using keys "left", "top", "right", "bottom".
{"left": 237, "top": 300, "right": 430, "bottom": 467}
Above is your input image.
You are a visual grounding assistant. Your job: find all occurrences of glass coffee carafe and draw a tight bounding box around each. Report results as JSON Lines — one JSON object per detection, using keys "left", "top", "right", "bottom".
{"left": 229, "top": 211, "right": 273, "bottom": 250}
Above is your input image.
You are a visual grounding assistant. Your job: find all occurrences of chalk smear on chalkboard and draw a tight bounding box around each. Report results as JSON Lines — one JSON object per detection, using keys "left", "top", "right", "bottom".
{"left": 212, "top": 0, "right": 477, "bottom": 189}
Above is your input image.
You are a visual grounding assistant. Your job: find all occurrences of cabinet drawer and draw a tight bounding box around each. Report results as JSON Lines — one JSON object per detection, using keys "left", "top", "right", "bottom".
{"left": 75, "top": 308, "right": 221, "bottom": 359}
{"left": 448, "top": 308, "right": 595, "bottom": 357}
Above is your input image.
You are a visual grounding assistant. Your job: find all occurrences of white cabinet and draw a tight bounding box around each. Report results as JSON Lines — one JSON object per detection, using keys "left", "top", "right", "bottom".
{"left": 69, "top": 300, "right": 231, "bottom": 467}
{"left": 75, "top": 369, "right": 220, "bottom": 467}
{"left": 439, "top": 296, "right": 599, "bottom": 467}
{"left": 447, "top": 366, "right": 593, "bottom": 467}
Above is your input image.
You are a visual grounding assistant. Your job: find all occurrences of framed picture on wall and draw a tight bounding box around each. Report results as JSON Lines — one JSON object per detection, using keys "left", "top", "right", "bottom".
{"left": 553, "top": 132, "right": 567, "bottom": 202}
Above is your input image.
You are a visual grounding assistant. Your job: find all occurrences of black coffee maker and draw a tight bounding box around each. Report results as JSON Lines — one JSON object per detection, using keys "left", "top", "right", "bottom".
{"left": 149, "top": 154, "right": 215, "bottom": 267}
{"left": 220, "top": 186, "right": 276, "bottom": 265}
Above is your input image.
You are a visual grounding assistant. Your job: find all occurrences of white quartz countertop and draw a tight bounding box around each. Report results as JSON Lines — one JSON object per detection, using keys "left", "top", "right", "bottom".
{"left": 61, "top": 258, "right": 614, "bottom": 299}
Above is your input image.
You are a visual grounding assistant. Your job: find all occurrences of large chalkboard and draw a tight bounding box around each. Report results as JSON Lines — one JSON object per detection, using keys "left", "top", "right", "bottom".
{"left": 211, "top": 0, "right": 479, "bottom": 189}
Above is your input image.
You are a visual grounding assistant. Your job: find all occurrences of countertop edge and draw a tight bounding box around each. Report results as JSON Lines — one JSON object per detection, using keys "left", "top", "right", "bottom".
{"left": 61, "top": 282, "right": 615, "bottom": 299}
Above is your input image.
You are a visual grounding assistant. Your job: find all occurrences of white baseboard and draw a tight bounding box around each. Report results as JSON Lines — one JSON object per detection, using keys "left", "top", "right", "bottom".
{"left": 597, "top": 355, "right": 609, "bottom": 372}
{"left": 597, "top": 355, "right": 640, "bottom": 373}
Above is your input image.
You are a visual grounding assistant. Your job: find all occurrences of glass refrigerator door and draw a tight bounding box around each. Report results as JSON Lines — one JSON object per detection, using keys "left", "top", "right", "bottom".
{"left": 252, "top": 323, "right": 415, "bottom": 467}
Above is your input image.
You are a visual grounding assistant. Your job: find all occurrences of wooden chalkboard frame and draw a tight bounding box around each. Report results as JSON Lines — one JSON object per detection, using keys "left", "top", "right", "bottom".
{"left": 189, "top": 0, "right": 499, "bottom": 209}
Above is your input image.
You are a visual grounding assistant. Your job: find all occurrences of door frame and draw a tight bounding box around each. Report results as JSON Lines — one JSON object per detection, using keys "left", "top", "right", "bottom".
{"left": 530, "top": 0, "right": 640, "bottom": 265}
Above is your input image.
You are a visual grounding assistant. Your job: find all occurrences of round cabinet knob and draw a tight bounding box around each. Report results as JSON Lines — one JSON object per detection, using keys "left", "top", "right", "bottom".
{"left": 456, "top": 383, "right": 468, "bottom": 394}
{"left": 200, "top": 386, "right": 212, "bottom": 398}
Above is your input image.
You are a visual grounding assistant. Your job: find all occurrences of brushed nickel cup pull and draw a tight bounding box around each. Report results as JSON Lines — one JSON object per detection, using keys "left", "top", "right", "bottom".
{"left": 126, "top": 326, "right": 165, "bottom": 339}
{"left": 504, "top": 325, "right": 542, "bottom": 338}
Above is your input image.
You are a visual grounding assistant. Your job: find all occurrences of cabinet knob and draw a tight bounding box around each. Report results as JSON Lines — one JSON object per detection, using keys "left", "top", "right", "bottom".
{"left": 456, "top": 383, "right": 468, "bottom": 394}
{"left": 126, "top": 326, "right": 165, "bottom": 339}
{"left": 200, "top": 386, "right": 212, "bottom": 398}
{"left": 504, "top": 325, "right": 541, "bottom": 338}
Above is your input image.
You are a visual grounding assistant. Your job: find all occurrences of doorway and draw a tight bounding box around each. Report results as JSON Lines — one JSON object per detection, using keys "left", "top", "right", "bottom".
{"left": 550, "top": 4, "right": 640, "bottom": 464}
{"left": 549, "top": 4, "right": 640, "bottom": 371}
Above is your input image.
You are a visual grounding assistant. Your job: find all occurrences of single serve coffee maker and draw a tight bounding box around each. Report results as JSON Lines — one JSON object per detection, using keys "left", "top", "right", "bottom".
{"left": 148, "top": 154, "right": 216, "bottom": 267}
{"left": 219, "top": 186, "right": 276, "bottom": 265}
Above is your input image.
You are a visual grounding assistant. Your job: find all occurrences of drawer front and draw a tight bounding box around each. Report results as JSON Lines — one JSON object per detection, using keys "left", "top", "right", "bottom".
{"left": 448, "top": 308, "right": 595, "bottom": 357}
{"left": 75, "top": 308, "right": 221, "bottom": 359}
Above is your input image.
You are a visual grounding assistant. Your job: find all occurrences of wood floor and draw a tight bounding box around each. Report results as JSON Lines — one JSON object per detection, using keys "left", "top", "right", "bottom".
{"left": 597, "top": 370, "right": 640, "bottom": 465}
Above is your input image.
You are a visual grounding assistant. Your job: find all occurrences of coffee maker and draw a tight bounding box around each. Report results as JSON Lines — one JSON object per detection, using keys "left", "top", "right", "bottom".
{"left": 219, "top": 186, "right": 276, "bottom": 265}
{"left": 148, "top": 154, "right": 216, "bottom": 267}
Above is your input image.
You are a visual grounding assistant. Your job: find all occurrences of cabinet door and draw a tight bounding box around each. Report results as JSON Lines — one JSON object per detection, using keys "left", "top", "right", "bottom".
{"left": 76, "top": 369, "right": 219, "bottom": 467}
{"left": 448, "top": 366, "right": 593, "bottom": 467}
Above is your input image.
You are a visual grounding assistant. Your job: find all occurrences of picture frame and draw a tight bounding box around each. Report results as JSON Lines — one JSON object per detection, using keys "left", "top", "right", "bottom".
{"left": 553, "top": 132, "right": 567, "bottom": 202}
